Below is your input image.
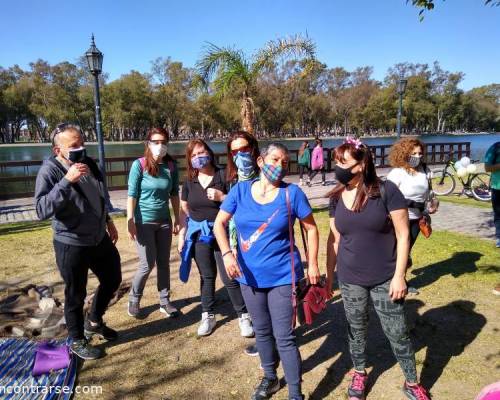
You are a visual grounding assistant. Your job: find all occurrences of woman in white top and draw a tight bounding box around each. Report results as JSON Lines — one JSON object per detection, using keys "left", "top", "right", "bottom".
{"left": 387, "top": 138, "right": 437, "bottom": 259}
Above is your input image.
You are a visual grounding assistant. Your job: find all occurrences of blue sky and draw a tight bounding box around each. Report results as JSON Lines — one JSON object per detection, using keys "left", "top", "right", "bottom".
{"left": 0, "top": 0, "right": 498, "bottom": 90}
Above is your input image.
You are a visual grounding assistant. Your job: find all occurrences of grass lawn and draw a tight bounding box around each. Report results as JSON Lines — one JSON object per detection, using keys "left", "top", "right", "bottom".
{"left": 0, "top": 212, "right": 499, "bottom": 400}
{"left": 437, "top": 194, "right": 492, "bottom": 209}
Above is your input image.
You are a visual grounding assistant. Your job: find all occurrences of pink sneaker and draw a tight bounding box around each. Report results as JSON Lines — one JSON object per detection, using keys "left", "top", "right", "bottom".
{"left": 403, "top": 382, "right": 431, "bottom": 400}
{"left": 348, "top": 371, "right": 368, "bottom": 399}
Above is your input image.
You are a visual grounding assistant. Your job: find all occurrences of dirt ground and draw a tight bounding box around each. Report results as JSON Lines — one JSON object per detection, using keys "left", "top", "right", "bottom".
{"left": 1, "top": 214, "right": 499, "bottom": 399}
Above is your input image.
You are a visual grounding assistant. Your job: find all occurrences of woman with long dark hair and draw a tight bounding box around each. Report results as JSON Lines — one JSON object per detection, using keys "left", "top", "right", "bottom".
{"left": 127, "top": 127, "right": 180, "bottom": 319}
{"left": 327, "top": 137, "right": 430, "bottom": 400}
{"left": 178, "top": 139, "right": 254, "bottom": 337}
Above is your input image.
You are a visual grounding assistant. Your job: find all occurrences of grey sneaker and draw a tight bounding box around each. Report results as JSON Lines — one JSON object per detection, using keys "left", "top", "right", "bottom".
{"left": 128, "top": 301, "right": 140, "bottom": 318}
{"left": 244, "top": 343, "right": 259, "bottom": 356}
{"left": 239, "top": 313, "right": 255, "bottom": 337}
{"left": 251, "top": 377, "right": 280, "bottom": 400}
{"left": 159, "top": 303, "right": 179, "bottom": 318}
{"left": 70, "top": 338, "right": 103, "bottom": 360}
{"left": 197, "top": 312, "right": 216, "bottom": 336}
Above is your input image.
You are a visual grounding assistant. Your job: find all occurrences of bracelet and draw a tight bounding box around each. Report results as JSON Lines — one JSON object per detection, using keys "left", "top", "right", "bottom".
{"left": 222, "top": 250, "right": 233, "bottom": 258}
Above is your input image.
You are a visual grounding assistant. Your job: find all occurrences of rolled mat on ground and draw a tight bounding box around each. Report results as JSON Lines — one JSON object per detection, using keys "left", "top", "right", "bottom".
{"left": 0, "top": 338, "right": 77, "bottom": 400}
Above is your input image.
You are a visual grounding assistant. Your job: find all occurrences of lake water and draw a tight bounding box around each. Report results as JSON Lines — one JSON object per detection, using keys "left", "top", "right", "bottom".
{"left": 1, "top": 133, "right": 499, "bottom": 162}
{"left": 1, "top": 133, "right": 498, "bottom": 198}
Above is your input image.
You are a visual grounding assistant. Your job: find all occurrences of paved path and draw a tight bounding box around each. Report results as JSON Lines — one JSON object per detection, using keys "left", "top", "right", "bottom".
{"left": 0, "top": 170, "right": 495, "bottom": 241}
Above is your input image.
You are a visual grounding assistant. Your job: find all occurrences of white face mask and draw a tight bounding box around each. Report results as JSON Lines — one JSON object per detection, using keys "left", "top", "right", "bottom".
{"left": 149, "top": 143, "right": 168, "bottom": 158}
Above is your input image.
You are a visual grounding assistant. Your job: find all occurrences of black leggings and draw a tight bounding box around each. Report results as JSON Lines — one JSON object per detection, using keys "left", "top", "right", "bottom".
{"left": 193, "top": 240, "right": 247, "bottom": 316}
{"left": 298, "top": 165, "right": 309, "bottom": 180}
{"left": 309, "top": 168, "right": 326, "bottom": 183}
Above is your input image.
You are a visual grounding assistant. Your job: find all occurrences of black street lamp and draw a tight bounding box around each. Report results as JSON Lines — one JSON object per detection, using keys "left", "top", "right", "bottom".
{"left": 85, "top": 35, "right": 113, "bottom": 210}
{"left": 396, "top": 72, "right": 408, "bottom": 140}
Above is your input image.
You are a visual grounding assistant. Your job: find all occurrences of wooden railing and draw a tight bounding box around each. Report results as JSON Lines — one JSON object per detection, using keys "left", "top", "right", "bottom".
{"left": 0, "top": 142, "right": 471, "bottom": 200}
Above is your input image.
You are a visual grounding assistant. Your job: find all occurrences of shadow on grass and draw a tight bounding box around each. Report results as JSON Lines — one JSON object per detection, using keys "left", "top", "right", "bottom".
{"left": 0, "top": 220, "right": 51, "bottom": 235}
{"left": 407, "top": 251, "right": 499, "bottom": 289}
{"left": 302, "top": 296, "right": 487, "bottom": 398}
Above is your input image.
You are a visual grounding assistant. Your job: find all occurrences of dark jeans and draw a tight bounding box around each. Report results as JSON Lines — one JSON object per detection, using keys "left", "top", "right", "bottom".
{"left": 492, "top": 188, "right": 500, "bottom": 240}
{"left": 298, "top": 165, "right": 309, "bottom": 180}
{"left": 409, "top": 218, "right": 421, "bottom": 250}
{"left": 240, "top": 284, "right": 302, "bottom": 399}
{"left": 53, "top": 234, "right": 122, "bottom": 340}
{"left": 309, "top": 168, "right": 325, "bottom": 183}
{"left": 340, "top": 280, "right": 417, "bottom": 383}
{"left": 193, "top": 240, "right": 247, "bottom": 316}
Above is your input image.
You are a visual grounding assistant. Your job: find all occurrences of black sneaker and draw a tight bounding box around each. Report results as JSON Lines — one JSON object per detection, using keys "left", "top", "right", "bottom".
{"left": 128, "top": 301, "right": 140, "bottom": 318}
{"left": 84, "top": 320, "right": 118, "bottom": 341}
{"left": 159, "top": 303, "right": 179, "bottom": 318}
{"left": 244, "top": 343, "right": 259, "bottom": 357}
{"left": 251, "top": 377, "right": 280, "bottom": 400}
{"left": 70, "top": 338, "right": 103, "bottom": 360}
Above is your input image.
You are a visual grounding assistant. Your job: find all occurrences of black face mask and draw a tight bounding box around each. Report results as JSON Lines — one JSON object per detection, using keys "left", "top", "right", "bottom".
{"left": 334, "top": 164, "right": 358, "bottom": 186}
{"left": 67, "top": 147, "right": 87, "bottom": 163}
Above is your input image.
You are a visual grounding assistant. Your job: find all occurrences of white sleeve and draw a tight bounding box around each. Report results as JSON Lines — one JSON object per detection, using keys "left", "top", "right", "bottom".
{"left": 386, "top": 168, "right": 403, "bottom": 187}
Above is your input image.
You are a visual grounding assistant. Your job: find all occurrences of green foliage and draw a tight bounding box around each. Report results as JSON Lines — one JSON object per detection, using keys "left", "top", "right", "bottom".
{"left": 0, "top": 54, "right": 498, "bottom": 142}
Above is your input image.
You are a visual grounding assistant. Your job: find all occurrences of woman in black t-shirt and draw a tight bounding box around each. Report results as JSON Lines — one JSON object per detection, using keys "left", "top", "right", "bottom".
{"left": 178, "top": 139, "right": 253, "bottom": 338}
{"left": 327, "top": 138, "right": 431, "bottom": 400}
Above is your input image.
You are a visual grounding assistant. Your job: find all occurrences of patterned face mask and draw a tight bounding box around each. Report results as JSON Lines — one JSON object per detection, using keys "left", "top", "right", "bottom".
{"left": 261, "top": 163, "right": 287, "bottom": 184}
{"left": 233, "top": 151, "right": 255, "bottom": 177}
{"left": 408, "top": 155, "right": 422, "bottom": 168}
{"left": 191, "top": 155, "right": 211, "bottom": 170}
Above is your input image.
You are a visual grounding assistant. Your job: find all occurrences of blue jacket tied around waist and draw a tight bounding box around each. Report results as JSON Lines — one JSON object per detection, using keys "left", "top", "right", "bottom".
{"left": 179, "top": 218, "right": 215, "bottom": 283}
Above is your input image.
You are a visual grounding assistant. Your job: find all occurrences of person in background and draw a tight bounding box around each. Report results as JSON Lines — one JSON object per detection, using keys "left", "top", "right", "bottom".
{"left": 387, "top": 138, "right": 438, "bottom": 293}
{"left": 35, "top": 123, "right": 121, "bottom": 360}
{"left": 214, "top": 143, "right": 322, "bottom": 400}
{"left": 309, "top": 138, "right": 326, "bottom": 186}
{"left": 297, "top": 141, "right": 311, "bottom": 186}
{"left": 127, "top": 127, "right": 180, "bottom": 319}
{"left": 178, "top": 139, "right": 254, "bottom": 337}
{"left": 484, "top": 140, "right": 500, "bottom": 296}
{"left": 328, "top": 137, "right": 430, "bottom": 400}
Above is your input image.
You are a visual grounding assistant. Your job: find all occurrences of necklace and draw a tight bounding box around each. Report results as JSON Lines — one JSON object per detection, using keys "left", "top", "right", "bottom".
{"left": 259, "top": 180, "right": 278, "bottom": 198}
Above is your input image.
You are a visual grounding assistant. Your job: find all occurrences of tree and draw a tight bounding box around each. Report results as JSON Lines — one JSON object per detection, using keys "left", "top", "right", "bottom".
{"left": 196, "top": 35, "right": 316, "bottom": 135}
{"left": 408, "top": 0, "right": 499, "bottom": 20}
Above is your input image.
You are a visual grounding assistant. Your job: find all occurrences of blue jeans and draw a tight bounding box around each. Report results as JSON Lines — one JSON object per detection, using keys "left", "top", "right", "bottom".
{"left": 240, "top": 284, "right": 302, "bottom": 399}
{"left": 492, "top": 189, "right": 500, "bottom": 240}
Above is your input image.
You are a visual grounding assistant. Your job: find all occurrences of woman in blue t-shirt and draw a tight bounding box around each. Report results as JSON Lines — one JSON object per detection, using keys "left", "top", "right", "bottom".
{"left": 126, "top": 127, "right": 180, "bottom": 319}
{"left": 214, "top": 143, "right": 322, "bottom": 400}
{"left": 327, "top": 137, "right": 430, "bottom": 400}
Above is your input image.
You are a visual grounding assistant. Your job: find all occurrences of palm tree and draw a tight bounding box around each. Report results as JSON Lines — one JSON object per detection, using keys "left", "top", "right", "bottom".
{"left": 197, "top": 35, "right": 316, "bottom": 135}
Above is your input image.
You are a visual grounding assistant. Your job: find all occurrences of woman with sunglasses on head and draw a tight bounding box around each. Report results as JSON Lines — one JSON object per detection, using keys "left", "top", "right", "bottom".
{"left": 214, "top": 143, "right": 322, "bottom": 400}
{"left": 178, "top": 139, "right": 254, "bottom": 338}
{"left": 327, "top": 137, "right": 430, "bottom": 400}
{"left": 127, "top": 127, "right": 180, "bottom": 319}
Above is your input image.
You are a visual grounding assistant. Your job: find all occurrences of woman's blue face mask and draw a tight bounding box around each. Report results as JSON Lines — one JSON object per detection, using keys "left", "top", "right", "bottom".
{"left": 233, "top": 151, "right": 254, "bottom": 177}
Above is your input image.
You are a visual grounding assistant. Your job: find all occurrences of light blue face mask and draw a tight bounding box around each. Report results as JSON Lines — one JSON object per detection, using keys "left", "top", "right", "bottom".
{"left": 233, "top": 152, "right": 255, "bottom": 178}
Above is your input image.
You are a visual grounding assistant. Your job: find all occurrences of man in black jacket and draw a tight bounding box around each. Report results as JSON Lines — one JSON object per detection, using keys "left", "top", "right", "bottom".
{"left": 35, "top": 123, "right": 122, "bottom": 359}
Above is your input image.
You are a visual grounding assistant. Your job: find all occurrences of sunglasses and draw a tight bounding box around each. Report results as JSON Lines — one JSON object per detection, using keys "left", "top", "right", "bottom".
{"left": 51, "top": 123, "right": 81, "bottom": 144}
{"left": 230, "top": 145, "right": 252, "bottom": 157}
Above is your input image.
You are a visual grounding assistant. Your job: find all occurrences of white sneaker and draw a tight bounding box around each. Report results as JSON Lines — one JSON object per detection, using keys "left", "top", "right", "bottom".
{"left": 197, "top": 312, "right": 216, "bottom": 336}
{"left": 238, "top": 313, "right": 255, "bottom": 338}
{"left": 299, "top": 179, "right": 303, "bottom": 186}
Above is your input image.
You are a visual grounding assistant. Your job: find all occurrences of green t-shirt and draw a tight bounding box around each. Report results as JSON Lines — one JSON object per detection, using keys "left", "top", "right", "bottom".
{"left": 298, "top": 149, "right": 311, "bottom": 166}
{"left": 127, "top": 159, "right": 179, "bottom": 223}
{"left": 484, "top": 142, "right": 500, "bottom": 190}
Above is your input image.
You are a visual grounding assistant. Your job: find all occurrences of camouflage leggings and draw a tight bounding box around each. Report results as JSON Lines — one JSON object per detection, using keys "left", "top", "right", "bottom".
{"left": 340, "top": 279, "right": 418, "bottom": 383}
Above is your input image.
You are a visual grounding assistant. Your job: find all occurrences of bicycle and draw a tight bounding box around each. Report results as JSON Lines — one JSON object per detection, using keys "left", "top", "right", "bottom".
{"left": 430, "top": 159, "right": 491, "bottom": 201}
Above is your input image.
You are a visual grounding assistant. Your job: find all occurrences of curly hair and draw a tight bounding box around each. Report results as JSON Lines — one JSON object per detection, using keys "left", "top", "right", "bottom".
{"left": 388, "top": 138, "right": 425, "bottom": 170}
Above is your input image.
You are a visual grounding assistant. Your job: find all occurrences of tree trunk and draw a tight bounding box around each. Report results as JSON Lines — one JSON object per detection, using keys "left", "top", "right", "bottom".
{"left": 240, "top": 92, "right": 255, "bottom": 135}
